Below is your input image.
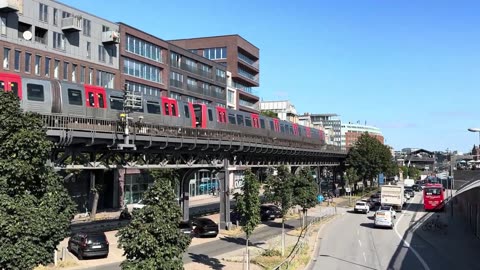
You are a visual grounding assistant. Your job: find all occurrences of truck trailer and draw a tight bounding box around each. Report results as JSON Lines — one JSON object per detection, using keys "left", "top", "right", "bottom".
{"left": 380, "top": 185, "right": 405, "bottom": 212}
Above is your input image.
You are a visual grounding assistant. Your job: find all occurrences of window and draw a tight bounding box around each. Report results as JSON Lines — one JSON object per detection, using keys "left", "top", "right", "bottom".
{"left": 245, "top": 117, "right": 252, "bottom": 127}
{"left": 53, "top": 32, "right": 65, "bottom": 50}
{"left": 96, "top": 70, "right": 114, "bottom": 88}
{"left": 203, "top": 47, "right": 227, "bottom": 60}
{"left": 260, "top": 119, "right": 266, "bottom": 129}
{"left": 98, "top": 45, "right": 106, "bottom": 62}
{"left": 54, "top": 59, "right": 59, "bottom": 79}
{"left": 86, "top": 42, "right": 91, "bottom": 58}
{"left": 71, "top": 64, "right": 77, "bottom": 82}
{"left": 14, "top": 50, "right": 20, "bottom": 71}
{"left": 25, "top": 52, "right": 31, "bottom": 73}
{"left": 3, "top": 48, "right": 10, "bottom": 69}
{"left": 0, "top": 15, "right": 6, "bottom": 35}
{"left": 269, "top": 121, "right": 274, "bottom": 130}
{"left": 34, "top": 26, "right": 47, "bottom": 44}
{"left": 110, "top": 96, "right": 123, "bottom": 110}
{"left": 98, "top": 93, "right": 105, "bottom": 108}
{"left": 53, "top": 8, "right": 58, "bottom": 25}
{"left": 0, "top": 80, "right": 4, "bottom": 90}
{"left": 68, "top": 89, "right": 82, "bottom": 105}
{"left": 89, "top": 68, "right": 93, "bottom": 84}
{"left": 208, "top": 109, "right": 213, "bottom": 121}
{"left": 236, "top": 115, "right": 244, "bottom": 126}
{"left": 63, "top": 62, "right": 68, "bottom": 80}
{"left": 27, "top": 84, "right": 44, "bottom": 101}
{"left": 35, "top": 55, "right": 41, "bottom": 75}
{"left": 39, "top": 3, "right": 48, "bottom": 22}
{"left": 80, "top": 66, "right": 85, "bottom": 83}
{"left": 123, "top": 58, "right": 162, "bottom": 83}
{"left": 62, "top": 11, "right": 71, "bottom": 18}
{"left": 184, "top": 105, "right": 190, "bottom": 118}
{"left": 228, "top": 114, "right": 236, "bottom": 124}
{"left": 11, "top": 82, "right": 18, "bottom": 97}
{"left": 126, "top": 35, "right": 163, "bottom": 62}
{"left": 147, "top": 102, "right": 161, "bottom": 114}
{"left": 102, "top": 25, "right": 110, "bottom": 32}
{"left": 127, "top": 81, "right": 161, "bottom": 97}
{"left": 83, "top": 19, "right": 91, "bottom": 36}
{"left": 88, "top": 92, "right": 95, "bottom": 106}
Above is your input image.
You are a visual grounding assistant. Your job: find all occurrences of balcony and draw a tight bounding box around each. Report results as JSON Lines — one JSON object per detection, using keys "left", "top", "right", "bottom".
{"left": 102, "top": 30, "right": 120, "bottom": 44}
{"left": 0, "top": 0, "right": 20, "bottom": 12}
{"left": 61, "top": 16, "right": 82, "bottom": 32}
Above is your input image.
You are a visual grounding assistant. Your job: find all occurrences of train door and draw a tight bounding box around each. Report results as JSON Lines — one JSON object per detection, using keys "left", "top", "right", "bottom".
{"left": 22, "top": 78, "right": 52, "bottom": 115}
{"left": 216, "top": 107, "right": 227, "bottom": 125}
{"left": 84, "top": 85, "right": 107, "bottom": 119}
{"left": 192, "top": 103, "right": 206, "bottom": 128}
{"left": 206, "top": 107, "right": 216, "bottom": 129}
{"left": 0, "top": 73, "right": 22, "bottom": 99}
{"left": 305, "top": 127, "right": 311, "bottom": 138}
{"left": 251, "top": 113, "right": 260, "bottom": 128}
{"left": 183, "top": 102, "right": 196, "bottom": 128}
{"left": 293, "top": 124, "right": 299, "bottom": 136}
{"left": 161, "top": 97, "right": 180, "bottom": 126}
{"left": 273, "top": 119, "right": 280, "bottom": 132}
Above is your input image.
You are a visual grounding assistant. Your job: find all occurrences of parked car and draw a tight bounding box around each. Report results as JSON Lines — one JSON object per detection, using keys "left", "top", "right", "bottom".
{"left": 68, "top": 232, "right": 109, "bottom": 260}
{"left": 262, "top": 204, "right": 283, "bottom": 218}
{"left": 260, "top": 205, "right": 277, "bottom": 221}
{"left": 192, "top": 218, "right": 219, "bottom": 238}
{"left": 179, "top": 220, "right": 193, "bottom": 237}
{"left": 354, "top": 201, "right": 370, "bottom": 214}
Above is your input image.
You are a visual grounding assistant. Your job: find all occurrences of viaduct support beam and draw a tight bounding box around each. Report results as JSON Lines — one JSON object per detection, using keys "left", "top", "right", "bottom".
{"left": 219, "top": 158, "right": 231, "bottom": 230}
{"left": 180, "top": 169, "right": 196, "bottom": 221}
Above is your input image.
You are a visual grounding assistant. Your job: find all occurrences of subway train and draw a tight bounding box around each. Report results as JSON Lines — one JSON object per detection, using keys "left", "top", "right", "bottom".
{"left": 0, "top": 72, "right": 325, "bottom": 145}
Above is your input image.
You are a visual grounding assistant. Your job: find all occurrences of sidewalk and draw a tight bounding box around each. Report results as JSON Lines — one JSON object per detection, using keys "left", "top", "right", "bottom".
{"left": 412, "top": 204, "right": 480, "bottom": 270}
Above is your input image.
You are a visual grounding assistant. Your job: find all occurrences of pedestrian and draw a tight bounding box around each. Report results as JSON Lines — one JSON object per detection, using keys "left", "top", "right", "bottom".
{"left": 335, "top": 189, "right": 340, "bottom": 198}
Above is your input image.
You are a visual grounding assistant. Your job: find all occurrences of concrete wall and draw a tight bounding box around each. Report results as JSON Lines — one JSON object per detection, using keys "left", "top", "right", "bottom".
{"left": 452, "top": 180, "right": 480, "bottom": 239}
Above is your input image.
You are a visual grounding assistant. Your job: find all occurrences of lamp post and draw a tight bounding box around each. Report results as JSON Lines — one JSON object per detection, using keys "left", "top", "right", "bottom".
{"left": 468, "top": 128, "right": 480, "bottom": 159}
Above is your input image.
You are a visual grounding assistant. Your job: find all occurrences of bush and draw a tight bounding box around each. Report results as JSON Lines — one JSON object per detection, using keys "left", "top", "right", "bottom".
{"left": 262, "top": 248, "right": 282, "bottom": 257}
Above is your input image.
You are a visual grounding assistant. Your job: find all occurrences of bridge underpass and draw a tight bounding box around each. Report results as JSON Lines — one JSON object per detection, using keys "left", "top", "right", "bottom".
{"left": 42, "top": 115, "right": 347, "bottom": 229}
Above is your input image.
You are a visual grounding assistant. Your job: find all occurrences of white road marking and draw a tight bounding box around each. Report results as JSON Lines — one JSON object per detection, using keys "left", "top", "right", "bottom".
{"left": 357, "top": 229, "right": 360, "bottom": 235}
{"left": 394, "top": 195, "right": 431, "bottom": 270}
{"left": 358, "top": 239, "right": 362, "bottom": 247}
{"left": 363, "top": 252, "right": 367, "bottom": 262}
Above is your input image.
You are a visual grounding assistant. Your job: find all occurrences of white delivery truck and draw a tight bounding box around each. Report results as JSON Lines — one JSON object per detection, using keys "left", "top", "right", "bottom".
{"left": 380, "top": 185, "right": 405, "bottom": 212}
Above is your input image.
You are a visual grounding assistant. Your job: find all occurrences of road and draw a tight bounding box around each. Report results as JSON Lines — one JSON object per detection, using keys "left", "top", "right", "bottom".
{"left": 309, "top": 193, "right": 456, "bottom": 270}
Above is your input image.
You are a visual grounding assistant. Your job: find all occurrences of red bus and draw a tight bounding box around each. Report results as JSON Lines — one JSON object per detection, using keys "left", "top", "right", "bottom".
{"left": 423, "top": 183, "right": 445, "bottom": 211}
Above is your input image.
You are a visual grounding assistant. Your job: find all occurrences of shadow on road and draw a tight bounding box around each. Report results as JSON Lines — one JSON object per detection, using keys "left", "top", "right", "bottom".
{"left": 262, "top": 220, "right": 295, "bottom": 229}
{"left": 188, "top": 253, "right": 225, "bottom": 269}
{"left": 220, "top": 236, "right": 266, "bottom": 249}
{"left": 359, "top": 222, "right": 376, "bottom": 229}
{"left": 318, "top": 254, "right": 377, "bottom": 270}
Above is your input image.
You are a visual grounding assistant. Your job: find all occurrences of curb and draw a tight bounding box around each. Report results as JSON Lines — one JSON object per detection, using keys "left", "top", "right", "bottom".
{"left": 304, "top": 213, "right": 340, "bottom": 270}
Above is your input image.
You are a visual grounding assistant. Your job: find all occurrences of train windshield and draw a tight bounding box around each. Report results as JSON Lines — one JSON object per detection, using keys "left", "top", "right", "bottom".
{"left": 424, "top": 188, "right": 441, "bottom": 196}
{"left": 11, "top": 82, "right": 18, "bottom": 97}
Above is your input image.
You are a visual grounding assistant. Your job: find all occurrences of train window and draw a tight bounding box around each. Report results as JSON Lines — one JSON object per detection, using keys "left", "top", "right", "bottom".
{"left": 164, "top": 103, "right": 170, "bottom": 115}
{"left": 236, "top": 115, "right": 244, "bottom": 126}
{"left": 88, "top": 92, "right": 95, "bottom": 107}
{"left": 11, "top": 82, "right": 18, "bottom": 97}
{"left": 147, "top": 101, "right": 161, "bottom": 114}
{"left": 110, "top": 96, "right": 123, "bottom": 110}
{"left": 269, "top": 121, "right": 274, "bottom": 130}
{"left": 171, "top": 104, "right": 177, "bottom": 116}
{"left": 208, "top": 109, "right": 213, "bottom": 121}
{"left": 245, "top": 117, "right": 252, "bottom": 127}
{"left": 280, "top": 124, "right": 285, "bottom": 133}
{"left": 97, "top": 93, "right": 105, "bottom": 108}
{"left": 26, "top": 83, "right": 44, "bottom": 102}
{"left": 289, "top": 126, "right": 293, "bottom": 134}
{"left": 218, "top": 112, "right": 226, "bottom": 123}
{"left": 260, "top": 119, "right": 266, "bottom": 129}
{"left": 184, "top": 105, "right": 190, "bottom": 118}
{"left": 0, "top": 81, "right": 4, "bottom": 90}
{"left": 228, "top": 113, "right": 236, "bottom": 124}
{"left": 68, "top": 89, "right": 83, "bottom": 106}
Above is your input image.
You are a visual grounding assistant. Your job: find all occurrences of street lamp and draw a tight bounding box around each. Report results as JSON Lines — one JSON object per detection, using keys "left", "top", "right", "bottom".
{"left": 468, "top": 128, "right": 480, "bottom": 162}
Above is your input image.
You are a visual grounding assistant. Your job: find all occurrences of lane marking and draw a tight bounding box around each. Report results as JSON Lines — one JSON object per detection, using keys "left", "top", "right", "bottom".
{"left": 394, "top": 194, "right": 431, "bottom": 270}
{"left": 363, "top": 252, "right": 367, "bottom": 262}
{"left": 357, "top": 229, "right": 360, "bottom": 235}
{"left": 358, "top": 239, "right": 362, "bottom": 247}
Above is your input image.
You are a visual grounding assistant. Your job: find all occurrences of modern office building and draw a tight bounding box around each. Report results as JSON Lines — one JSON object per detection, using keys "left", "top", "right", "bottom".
{"left": 0, "top": 0, "right": 120, "bottom": 88}
{"left": 299, "top": 113, "right": 341, "bottom": 146}
{"left": 118, "top": 23, "right": 227, "bottom": 106}
{"left": 169, "top": 35, "right": 260, "bottom": 112}
{"left": 341, "top": 122, "right": 384, "bottom": 150}
{"left": 260, "top": 100, "right": 298, "bottom": 123}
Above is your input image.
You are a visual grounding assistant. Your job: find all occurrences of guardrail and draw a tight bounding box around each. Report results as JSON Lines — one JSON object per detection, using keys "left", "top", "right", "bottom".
{"left": 272, "top": 208, "right": 336, "bottom": 269}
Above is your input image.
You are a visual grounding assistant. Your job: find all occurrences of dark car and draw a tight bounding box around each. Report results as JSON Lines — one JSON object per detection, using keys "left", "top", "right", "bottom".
{"left": 260, "top": 205, "right": 276, "bottom": 221}
{"left": 370, "top": 194, "right": 381, "bottom": 206}
{"left": 412, "top": 184, "right": 422, "bottom": 192}
{"left": 404, "top": 187, "right": 415, "bottom": 197}
{"left": 179, "top": 220, "right": 193, "bottom": 237}
{"left": 362, "top": 199, "right": 375, "bottom": 209}
{"left": 264, "top": 204, "right": 283, "bottom": 218}
{"left": 68, "top": 232, "right": 109, "bottom": 260}
{"left": 193, "top": 218, "right": 219, "bottom": 238}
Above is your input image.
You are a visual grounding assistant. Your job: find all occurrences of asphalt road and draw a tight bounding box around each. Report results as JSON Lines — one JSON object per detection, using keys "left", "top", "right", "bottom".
{"left": 309, "top": 193, "right": 456, "bottom": 270}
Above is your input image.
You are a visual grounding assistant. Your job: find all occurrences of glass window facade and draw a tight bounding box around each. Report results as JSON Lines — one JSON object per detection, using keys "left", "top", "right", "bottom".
{"left": 169, "top": 71, "right": 183, "bottom": 88}
{"left": 14, "top": 50, "right": 20, "bottom": 71}
{"left": 188, "top": 171, "right": 219, "bottom": 197}
{"left": 83, "top": 19, "right": 91, "bottom": 36}
{"left": 124, "top": 174, "right": 153, "bottom": 204}
{"left": 124, "top": 58, "right": 162, "bottom": 83}
{"left": 24, "top": 52, "right": 31, "bottom": 73}
{"left": 53, "top": 32, "right": 65, "bottom": 50}
{"left": 126, "top": 35, "right": 162, "bottom": 62}
{"left": 39, "top": 3, "right": 48, "bottom": 22}
{"left": 126, "top": 81, "right": 161, "bottom": 97}
{"left": 3, "top": 48, "right": 9, "bottom": 69}
{"left": 45, "top": 57, "right": 50, "bottom": 77}
{"left": 203, "top": 47, "right": 227, "bottom": 60}
{"left": 96, "top": 70, "right": 114, "bottom": 88}
{"left": 35, "top": 55, "right": 41, "bottom": 75}
{"left": 238, "top": 66, "right": 257, "bottom": 81}
{"left": 1, "top": 15, "right": 6, "bottom": 36}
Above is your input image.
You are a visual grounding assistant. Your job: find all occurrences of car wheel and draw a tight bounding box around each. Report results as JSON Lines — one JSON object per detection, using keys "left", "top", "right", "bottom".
{"left": 77, "top": 251, "right": 83, "bottom": 260}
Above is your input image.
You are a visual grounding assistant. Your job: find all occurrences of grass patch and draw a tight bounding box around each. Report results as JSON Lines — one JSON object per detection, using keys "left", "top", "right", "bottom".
{"left": 220, "top": 227, "right": 243, "bottom": 237}
{"left": 34, "top": 261, "right": 78, "bottom": 269}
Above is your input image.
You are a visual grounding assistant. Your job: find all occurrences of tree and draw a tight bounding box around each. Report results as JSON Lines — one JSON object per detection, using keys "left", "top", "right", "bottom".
{"left": 233, "top": 169, "right": 260, "bottom": 270}
{"left": 346, "top": 133, "right": 393, "bottom": 188}
{"left": 292, "top": 167, "right": 318, "bottom": 228}
{"left": 117, "top": 170, "right": 190, "bottom": 270}
{"left": 260, "top": 110, "right": 278, "bottom": 118}
{"left": 0, "top": 91, "right": 75, "bottom": 270}
{"left": 263, "top": 166, "right": 294, "bottom": 256}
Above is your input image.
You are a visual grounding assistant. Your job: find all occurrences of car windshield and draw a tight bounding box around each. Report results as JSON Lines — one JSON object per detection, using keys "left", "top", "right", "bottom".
{"left": 356, "top": 202, "right": 365, "bottom": 206}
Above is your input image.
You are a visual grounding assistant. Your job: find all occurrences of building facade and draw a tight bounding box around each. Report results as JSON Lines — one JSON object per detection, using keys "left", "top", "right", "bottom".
{"left": 341, "top": 122, "right": 384, "bottom": 151}
{"left": 0, "top": 0, "right": 120, "bottom": 88}
{"left": 260, "top": 100, "right": 298, "bottom": 123}
{"left": 299, "top": 113, "right": 341, "bottom": 146}
{"left": 169, "top": 35, "right": 260, "bottom": 112}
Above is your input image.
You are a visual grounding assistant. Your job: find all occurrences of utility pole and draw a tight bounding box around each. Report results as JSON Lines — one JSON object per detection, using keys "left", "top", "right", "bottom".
{"left": 118, "top": 83, "right": 142, "bottom": 150}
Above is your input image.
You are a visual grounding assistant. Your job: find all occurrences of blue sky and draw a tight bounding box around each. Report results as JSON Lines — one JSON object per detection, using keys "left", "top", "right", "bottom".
{"left": 62, "top": 0, "right": 480, "bottom": 153}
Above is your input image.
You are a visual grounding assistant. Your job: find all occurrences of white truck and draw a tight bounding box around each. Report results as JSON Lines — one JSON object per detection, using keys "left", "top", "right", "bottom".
{"left": 380, "top": 185, "right": 405, "bottom": 212}
{"left": 403, "top": 179, "right": 415, "bottom": 188}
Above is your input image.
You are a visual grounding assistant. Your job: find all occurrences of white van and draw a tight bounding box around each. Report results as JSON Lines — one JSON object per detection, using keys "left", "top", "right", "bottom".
{"left": 374, "top": 210, "right": 395, "bottom": 229}
{"left": 404, "top": 179, "right": 415, "bottom": 187}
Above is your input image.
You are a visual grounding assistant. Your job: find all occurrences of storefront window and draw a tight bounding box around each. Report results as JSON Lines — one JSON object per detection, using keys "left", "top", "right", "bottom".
{"left": 124, "top": 174, "right": 153, "bottom": 204}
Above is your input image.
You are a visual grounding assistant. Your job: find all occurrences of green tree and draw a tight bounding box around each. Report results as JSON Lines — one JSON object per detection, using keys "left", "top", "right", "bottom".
{"left": 117, "top": 170, "right": 190, "bottom": 270}
{"left": 292, "top": 167, "right": 318, "bottom": 227}
{"left": 263, "top": 166, "right": 294, "bottom": 256}
{"left": 344, "top": 167, "right": 358, "bottom": 190}
{"left": 408, "top": 167, "right": 421, "bottom": 180}
{"left": 0, "top": 91, "right": 75, "bottom": 270}
{"left": 234, "top": 169, "right": 260, "bottom": 269}
{"left": 260, "top": 110, "right": 278, "bottom": 118}
{"left": 347, "top": 133, "right": 393, "bottom": 188}
{"left": 400, "top": 166, "right": 409, "bottom": 179}
{"left": 384, "top": 161, "right": 399, "bottom": 179}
